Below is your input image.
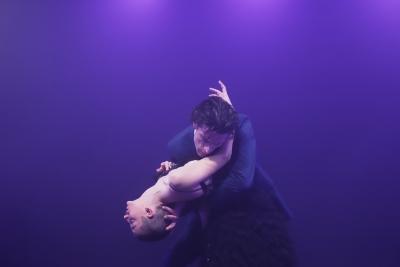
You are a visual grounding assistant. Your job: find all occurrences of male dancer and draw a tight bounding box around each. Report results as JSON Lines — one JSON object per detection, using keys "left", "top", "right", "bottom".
{"left": 164, "top": 81, "right": 294, "bottom": 266}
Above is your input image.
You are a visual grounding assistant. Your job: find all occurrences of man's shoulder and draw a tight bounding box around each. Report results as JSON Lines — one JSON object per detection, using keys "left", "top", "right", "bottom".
{"left": 167, "top": 125, "right": 194, "bottom": 148}
{"left": 237, "top": 113, "right": 249, "bottom": 122}
{"left": 237, "top": 113, "right": 251, "bottom": 127}
{"left": 236, "top": 113, "right": 253, "bottom": 134}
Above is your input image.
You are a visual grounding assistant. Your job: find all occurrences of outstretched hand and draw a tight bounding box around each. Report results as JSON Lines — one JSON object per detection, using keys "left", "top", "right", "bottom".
{"left": 209, "top": 80, "right": 234, "bottom": 107}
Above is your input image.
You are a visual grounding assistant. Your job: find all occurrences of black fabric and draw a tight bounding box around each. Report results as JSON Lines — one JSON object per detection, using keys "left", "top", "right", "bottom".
{"left": 163, "top": 213, "right": 205, "bottom": 267}
{"left": 202, "top": 210, "right": 295, "bottom": 267}
{"left": 165, "top": 184, "right": 296, "bottom": 267}
{"left": 201, "top": 185, "right": 296, "bottom": 267}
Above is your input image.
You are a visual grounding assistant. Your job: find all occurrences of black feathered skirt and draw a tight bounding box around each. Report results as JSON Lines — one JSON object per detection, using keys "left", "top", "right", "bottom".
{"left": 201, "top": 207, "right": 296, "bottom": 267}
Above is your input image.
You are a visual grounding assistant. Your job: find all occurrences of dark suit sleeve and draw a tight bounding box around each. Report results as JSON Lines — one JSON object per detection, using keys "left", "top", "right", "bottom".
{"left": 167, "top": 125, "right": 198, "bottom": 165}
{"left": 208, "top": 115, "right": 256, "bottom": 211}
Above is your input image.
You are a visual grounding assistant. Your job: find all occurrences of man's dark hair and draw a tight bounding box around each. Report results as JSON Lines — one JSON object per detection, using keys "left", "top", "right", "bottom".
{"left": 191, "top": 97, "right": 238, "bottom": 134}
{"left": 136, "top": 205, "right": 169, "bottom": 242}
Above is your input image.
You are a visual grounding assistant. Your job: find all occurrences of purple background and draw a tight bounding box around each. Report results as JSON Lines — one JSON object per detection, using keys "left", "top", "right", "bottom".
{"left": 1, "top": 1, "right": 399, "bottom": 266}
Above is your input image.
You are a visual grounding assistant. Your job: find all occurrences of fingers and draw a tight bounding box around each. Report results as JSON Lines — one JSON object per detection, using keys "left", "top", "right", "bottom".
{"left": 209, "top": 88, "right": 226, "bottom": 102}
{"left": 156, "top": 162, "right": 168, "bottom": 172}
{"left": 158, "top": 162, "right": 166, "bottom": 171}
{"left": 209, "top": 88, "right": 224, "bottom": 100}
{"left": 209, "top": 81, "right": 233, "bottom": 107}
{"left": 164, "top": 162, "right": 172, "bottom": 171}
{"left": 164, "top": 214, "right": 178, "bottom": 221}
{"left": 165, "top": 222, "right": 176, "bottom": 232}
{"left": 209, "top": 81, "right": 227, "bottom": 95}
{"left": 218, "top": 80, "right": 226, "bottom": 91}
{"left": 209, "top": 88, "right": 221, "bottom": 94}
{"left": 163, "top": 205, "right": 178, "bottom": 232}
{"left": 162, "top": 205, "right": 177, "bottom": 215}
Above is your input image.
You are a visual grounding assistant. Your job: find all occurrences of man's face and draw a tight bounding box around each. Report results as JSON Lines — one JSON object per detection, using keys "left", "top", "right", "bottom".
{"left": 124, "top": 200, "right": 145, "bottom": 236}
{"left": 193, "top": 124, "right": 230, "bottom": 157}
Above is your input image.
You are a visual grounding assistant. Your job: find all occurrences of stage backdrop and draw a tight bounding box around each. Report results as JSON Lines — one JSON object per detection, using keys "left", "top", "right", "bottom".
{"left": 1, "top": 1, "right": 399, "bottom": 266}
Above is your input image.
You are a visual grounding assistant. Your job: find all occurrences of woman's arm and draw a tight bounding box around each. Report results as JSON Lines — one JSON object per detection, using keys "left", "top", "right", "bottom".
{"left": 167, "top": 137, "right": 233, "bottom": 191}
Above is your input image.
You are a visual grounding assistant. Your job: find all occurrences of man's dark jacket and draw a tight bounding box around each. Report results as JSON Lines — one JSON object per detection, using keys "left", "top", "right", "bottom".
{"left": 164, "top": 114, "right": 292, "bottom": 266}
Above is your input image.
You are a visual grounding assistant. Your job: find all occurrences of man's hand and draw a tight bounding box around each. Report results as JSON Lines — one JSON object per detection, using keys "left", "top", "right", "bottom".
{"left": 162, "top": 205, "right": 178, "bottom": 232}
{"left": 209, "top": 80, "right": 234, "bottom": 107}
